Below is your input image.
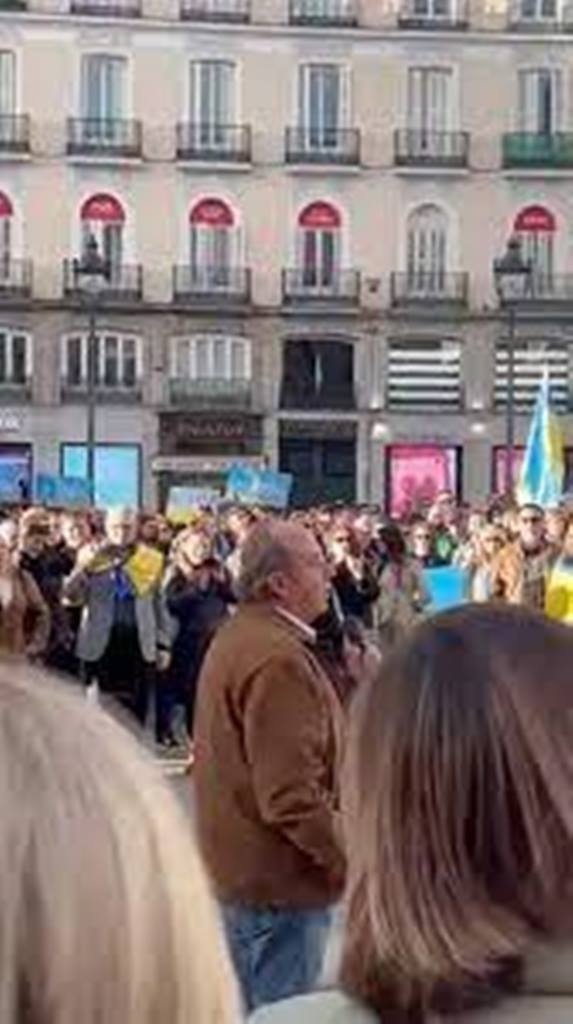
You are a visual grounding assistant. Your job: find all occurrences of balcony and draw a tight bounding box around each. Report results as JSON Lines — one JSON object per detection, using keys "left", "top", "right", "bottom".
{"left": 397, "top": 0, "right": 469, "bottom": 29}
{"left": 61, "top": 381, "right": 142, "bottom": 403}
{"left": 282, "top": 269, "right": 361, "bottom": 307}
{"left": 172, "top": 266, "right": 251, "bottom": 305}
{"left": 176, "top": 124, "right": 251, "bottom": 164}
{"left": 0, "top": 115, "right": 30, "bottom": 156}
{"left": 67, "top": 118, "right": 142, "bottom": 160}
{"left": 0, "top": 260, "right": 32, "bottom": 300}
{"left": 503, "top": 132, "right": 573, "bottom": 169}
{"left": 288, "top": 0, "right": 357, "bottom": 25}
{"left": 0, "top": 0, "right": 27, "bottom": 8}
{"left": 394, "top": 129, "right": 469, "bottom": 168}
{"left": 515, "top": 274, "right": 573, "bottom": 305}
{"left": 390, "top": 272, "right": 469, "bottom": 308}
{"left": 507, "top": 0, "right": 572, "bottom": 30}
{"left": 69, "top": 0, "right": 141, "bottom": 13}
{"left": 63, "top": 261, "right": 143, "bottom": 303}
{"left": 285, "top": 127, "right": 360, "bottom": 166}
{"left": 180, "top": 0, "right": 249, "bottom": 20}
{"left": 169, "top": 377, "right": 252, "bottom": 410}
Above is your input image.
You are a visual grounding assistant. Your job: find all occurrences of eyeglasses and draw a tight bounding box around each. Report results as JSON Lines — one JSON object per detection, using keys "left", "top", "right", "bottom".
{"left": 521, "top": 517, "right": 542, "bottom": 525}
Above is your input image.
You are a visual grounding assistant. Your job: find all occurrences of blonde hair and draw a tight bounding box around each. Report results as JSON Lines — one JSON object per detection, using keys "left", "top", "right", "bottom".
{"left": 341, "top": 605, "right": 573, "bottom": 1018}
{"left": 0, "top": 661, "right": 238, "bottom": 1024}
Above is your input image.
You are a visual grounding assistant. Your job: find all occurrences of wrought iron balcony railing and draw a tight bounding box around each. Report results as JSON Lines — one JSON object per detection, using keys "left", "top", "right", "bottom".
{"left": 180, "top": 0, "right": 249, "bottom": 20}
{"left": 169, "top": 377, "right": 252, "bottom": 409}
{"left": 282, "top": 268, "right": 360, "bottom": 304}
{"left": 172, "top": 265, "right": 251, "bottom": 303}
{"left": 176, "top": 123, "right": 251, "bottom": 163}
{"left": 394, "top": 128, "right": 469, "bottom": 167}
{"left": 288, "top": 0, "right": 357, "bottom": 24}
{"left": 63, "top": 261, "right": 143, "bottom": 302}
{"left": 67, "top": 118, "right": 142, "bottom": 159}
{"left": 503, "top": 131, "right": 573, "bottom": 168}
{"left": 391, "top": 272, "right": 469, "bottom": 306}
{"left": 0, "top": 115, "right": 30, "bottom": 155}
{"left": 0, "top": 259, "right": 32, "bottom": 298}
{"left": 285, "top": 126, "right": 360, "bottom": 165}
{"left": 69, "top": 0, "right": 141, "bottom": 14}
{"left": 397, "top": 0, "right": 469, "bottom": 28}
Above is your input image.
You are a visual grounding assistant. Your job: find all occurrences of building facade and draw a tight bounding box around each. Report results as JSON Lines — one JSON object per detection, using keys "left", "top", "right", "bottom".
{"left": 0, "top": 0, "right": 572, "bottom": 509}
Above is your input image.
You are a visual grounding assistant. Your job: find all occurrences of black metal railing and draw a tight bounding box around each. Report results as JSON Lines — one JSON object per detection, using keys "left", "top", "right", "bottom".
{"left": 517, "top": 274, "right": 573, "bottom": 302}
{"left": 169, "top": 377, "right": 252, "bottom": 409}
{"left": 391, "top": 272, "right": 469, "bottom": 305}
{"left": 394, "top": 129, "right": 469, "bottom": 167}
{"left": 62, "top": 381, "right": 142, "bottom": 402}
{"left": 282, "top": 268, "right": 361, "bottom": 304}
{"left": 172, "top": 265, "right": 251, "bottom": 303}
{"left": 176, "top": 123, "right": 251, "bottom": 163}
{"left": 0, "top": 115, "right": 30, "bottom": 154}
{"left": 0, "top": 0, "right": 27, "bottom": 9}
{"left": 289, "top": 0, "right": 357, "bottom": 24}
{"left": 398, "top": 0, "right": 469, "bottom": 28}
{"left": 285, "top": 126, "right": 360, "bottom": 165}
{"left": 67, "top": 118, "right": 142, "bottom": 158}
{"left": 180, "top": 0, "right": 249, "bottom": 20}
{"left": 70, "top": 0, "right": 141, "bottom": 14}
{"left": 0, "top": 260, "right": 32, "bottom": 298}
{"left": 63, "top": 260, "right": 143, "bottom": 302}
{"left": 281, "top": 385, "right": 356, "bottom": 410}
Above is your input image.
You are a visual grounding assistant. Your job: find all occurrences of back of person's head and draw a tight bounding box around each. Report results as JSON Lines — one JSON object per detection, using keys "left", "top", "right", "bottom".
{"left": 341, "top": 605, "right": 573, "bottom": 1019}
{"left": 0, "top": 662, "right": 237, "bottom": 1024}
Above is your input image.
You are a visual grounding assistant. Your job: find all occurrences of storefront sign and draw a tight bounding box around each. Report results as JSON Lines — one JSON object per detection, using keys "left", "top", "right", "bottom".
{"left": 159, "top": 414, "right": 263, "bottom": 455}
{"left": 152, "top": 455, "right": 264, "bottom": 474}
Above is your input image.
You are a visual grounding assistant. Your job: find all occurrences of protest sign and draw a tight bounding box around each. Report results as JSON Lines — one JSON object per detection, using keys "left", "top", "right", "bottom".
{"left": 35, "top": 474, "right": 91, "bottom": 508}
{"left": 423, "top": 566, "right": 469, "bottom": 612}
{"left": 226, "top": 464, "right": 292, "bottom": 510}
{"left": 166, "top": 486, "right": 221, "bottom": 523}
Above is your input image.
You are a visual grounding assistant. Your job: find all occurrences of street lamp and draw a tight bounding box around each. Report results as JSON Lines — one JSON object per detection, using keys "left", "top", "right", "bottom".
{"left": 493, "top": 235, "right": 533, "bottom": 495}
{"left": 72, "top": 235, "right": 109, "bottom": 505}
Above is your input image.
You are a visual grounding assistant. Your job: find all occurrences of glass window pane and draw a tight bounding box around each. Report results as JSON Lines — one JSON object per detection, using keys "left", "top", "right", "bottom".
{"left": 195, "top": 337, "right": 211, "bottom": 378}
{"left": 213, "top": 336, "right": 226, "bottom": 377}
{"left": 12, "top": 335, "right": 26, "bottom": 384}
{"left": 122, "top": 338, "right": 136, "bottom": 387}
{"left": 103, "top": 336, "right": 118, "bottom": 387}
{"left": 0, "top": 334, "right": 6, "bottom": 383}
{"left": 67, "top": 336, "right": 83, "bottom": 386}
{"left": 231, "top": 339, "right": 247, "bottom": 379}
{"left": 175, "top": 339, "right": 189, "bottom": 378}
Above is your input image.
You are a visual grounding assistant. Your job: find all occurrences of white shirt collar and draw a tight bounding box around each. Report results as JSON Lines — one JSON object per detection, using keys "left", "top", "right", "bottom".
{"left": 275, "top": 606, "right": 317, "bottom": 645}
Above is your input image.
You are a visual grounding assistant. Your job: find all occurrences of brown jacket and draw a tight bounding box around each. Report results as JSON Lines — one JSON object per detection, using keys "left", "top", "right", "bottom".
{"left": 0, "top": 568, "right": 50, "bottom": 656}
{"left": 194, "top": 602, "right": 346, "bottom": 909}
{"left": 491, "top": 542, "right": 556, "bottom": 609}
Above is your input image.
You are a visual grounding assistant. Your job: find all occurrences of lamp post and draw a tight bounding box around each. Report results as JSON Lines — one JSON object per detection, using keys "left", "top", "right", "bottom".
{"left": 72, "top": 235, "right": 109, "bottom": 506}
{"left": 493, "top": 236, "right": 533, "bottom": 495}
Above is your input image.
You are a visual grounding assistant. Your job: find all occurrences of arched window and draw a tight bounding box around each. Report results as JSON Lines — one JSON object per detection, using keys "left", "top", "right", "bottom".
{"left": 514, "top": 205, "right": 555, "bottom": 287}
{"left": 297, "top": 201, "right": 341, "bottom": 290}
{"left": 189, "top": 198, "right": 236, "bottom": 289}
{"left": 80, "top": 193, "right": 125, "bottom": 273}
{"left": 0, "top": 192, "right": 13, "bottom": 273}
{"left": 407, "top": 204, "right": 448, "bottom": 293}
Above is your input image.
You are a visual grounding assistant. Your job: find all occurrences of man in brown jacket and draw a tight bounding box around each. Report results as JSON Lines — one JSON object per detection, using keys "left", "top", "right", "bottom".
{"left": 194, "top": 520, "right": 345, "bottom": 1012}
{"left": 491, "top": 503, "right": 556, "bottom": 609}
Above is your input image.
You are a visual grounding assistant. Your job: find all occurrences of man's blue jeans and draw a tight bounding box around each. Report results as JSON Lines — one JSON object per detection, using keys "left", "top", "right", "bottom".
{"left": 222, "top": 904, "right": 332, "bottom": 1012}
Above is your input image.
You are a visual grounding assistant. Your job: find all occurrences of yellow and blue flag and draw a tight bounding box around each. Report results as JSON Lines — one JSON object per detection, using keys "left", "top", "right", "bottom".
{"left": 518, "top": 369, "right": 564, "bottom": 508}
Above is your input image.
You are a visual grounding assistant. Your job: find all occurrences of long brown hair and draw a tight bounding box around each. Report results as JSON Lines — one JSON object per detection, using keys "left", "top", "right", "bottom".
{"left": 341, "top": 605, "right": 573, "bottom": 1020}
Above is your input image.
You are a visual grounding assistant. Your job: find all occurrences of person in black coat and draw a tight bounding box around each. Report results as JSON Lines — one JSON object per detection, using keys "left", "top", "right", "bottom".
{"left": 159, "top": 529, "right": 234, "bottom": 746}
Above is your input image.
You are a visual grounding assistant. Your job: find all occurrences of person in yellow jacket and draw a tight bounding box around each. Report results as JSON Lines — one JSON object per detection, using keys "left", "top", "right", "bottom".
{"left": 545, "top": 515, "right": 573, "bottom": 625}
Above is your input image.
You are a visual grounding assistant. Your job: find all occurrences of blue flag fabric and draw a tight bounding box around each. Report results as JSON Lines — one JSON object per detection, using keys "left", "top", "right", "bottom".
{"left": 518, "top": 370, "right": 564, "bottom": 508}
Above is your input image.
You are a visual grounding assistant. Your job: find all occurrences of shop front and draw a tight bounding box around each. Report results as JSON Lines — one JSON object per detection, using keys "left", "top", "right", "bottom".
{"left": 385, "top": 444, "right": 462, "bottom": 518}
{"left": 155, "top": 412, "right": 264, "bottom": 509}
{"left": 279, "top": 419, "right": 357, "bottom": 507}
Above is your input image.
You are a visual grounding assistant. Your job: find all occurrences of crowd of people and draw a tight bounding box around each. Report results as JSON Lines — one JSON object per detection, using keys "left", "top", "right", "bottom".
{"left": 0, "top": 489, "right": 571, "bottom": 750}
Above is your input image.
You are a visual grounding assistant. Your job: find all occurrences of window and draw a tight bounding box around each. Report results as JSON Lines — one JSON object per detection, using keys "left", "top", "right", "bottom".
{"left": 281, "top": 339, "right": 354, "bottom": 409}
{"left": 514, "top": 205, "right": 555, "bottom": 286}
{"left": 407, "top": 204, "right": 448, "bottom": 292}
{"left": 495, "top": 340, "right": 568, "bottom": 411}
{"left": 62, "top": 444, "right": 140, "bottom": 509}
{"left": 0, "top": 192, "right": 12, "bottom": 275}
{"left": 388, "top": 340, "right": 461, "bottom": 409}
{"left": 189, "top": 61, "right": 235, "bottom": 148}
{"left": 172, "top": 334, "right": 251, "bottom": 380}
{"left": 0, "top": 52, "right": 15, "bottom": 116}
{"left": 408, "top": 68, "right": 453, "bottom": 133}
{"left": 0, "top": 329, "right": 30, "bottom": 386}
{"left": 80, "top": 194, "right": 125, "bottom": 275}
{"left": 518, "top": 69, "right": 561, "bottom": 134}
{"left": 81, "top": 55, "right": 126, "bottom": 143}
{"left": 189, "top": 198, "right": 237, "bottom": 287}
{"left": 298, "top": 64, "right": 348, "bottom": 149}
{"left": 520, "top": 0, "right": 557, "bottom": 19}
{"left": 297, "top": 202, "right": 341, "bottom": 290}
{"left": 62, "top": 334, "right": 141, "bottom": 388}
{"left": 411, "top": 0, "right": 454, "bottom": 18}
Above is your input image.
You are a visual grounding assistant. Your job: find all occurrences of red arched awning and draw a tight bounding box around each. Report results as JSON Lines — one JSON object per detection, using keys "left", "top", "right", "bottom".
{"left": 514, "top": 205, "right": 556, "bottom": 233}
{"left": 190, "top": 198, "right": 234, "bottom": 227}
{"left": 299, "top": 201, "right": 341, "bottom": 229}
{"left": 0, "top": 192, "right": 13, "bottom": 218}
{"left": 81, "top": 193, "right": 125, "bottom": 223}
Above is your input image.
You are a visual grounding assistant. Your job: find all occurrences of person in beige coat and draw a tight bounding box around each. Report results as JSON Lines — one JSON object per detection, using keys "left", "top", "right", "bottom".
{"left": 254, "top": 605, "right": 573, "bottom": 1024}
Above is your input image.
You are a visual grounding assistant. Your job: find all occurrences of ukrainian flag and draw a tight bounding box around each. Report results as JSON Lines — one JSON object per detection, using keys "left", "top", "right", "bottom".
{"left": 518, "top": 368, "right": 565, "bottom": 508}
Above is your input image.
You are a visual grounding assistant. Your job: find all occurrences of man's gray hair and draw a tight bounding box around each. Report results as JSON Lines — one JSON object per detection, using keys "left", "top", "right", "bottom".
{"left": 236, "top": 523, "right": 294, "bottom": 602}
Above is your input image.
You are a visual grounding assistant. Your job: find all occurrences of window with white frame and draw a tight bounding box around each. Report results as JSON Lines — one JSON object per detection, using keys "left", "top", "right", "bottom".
{"left": 81, "top": 55, "right": 126, "bottom": 144}
{"left": 411, "top": 0, "right": 454, "bottom": 19}
{"left": 514, "top": 205, "right": 556, "bottom": 287}
{"left": 297, "top": 201, "right": 342, "bottom": 290}
{"left": 189, "top": 60, "right": 235, "bottom": 148}
{"left": 189, "top": 198, "right": 237, "bottom": 287}
{"left": 62, "top": 334, "right": 141, "bottom": 388}
{"left": 518, "top": 68, "right": 562, "bottom": 134}
{"left": 80, "top": 194, "right": 125, "bottom": 277}
{"left": 407, "top": 204, "right": 448, "bottom": 292}
{"left": 0, "top": 52, "right": 15, "bottom": 116}
{"left": 407, "top": 67, "right": 453, "bottom": 134}
{"left": 519, "top": 0, "right": 558, "bottom": 20}
{"left": 298, "top": 64, "right": 348, "bottom": 149}
{"left": 172, "top": 334, "right": 251, "bottom": 380}
{"left": 0, "top": 329, "right": 30, "bottom": 386}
